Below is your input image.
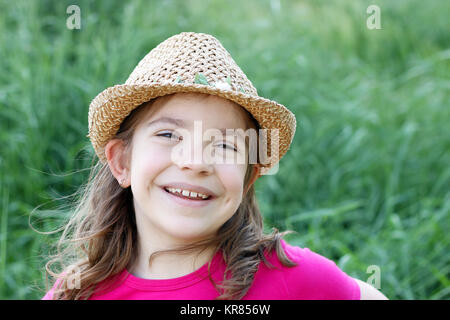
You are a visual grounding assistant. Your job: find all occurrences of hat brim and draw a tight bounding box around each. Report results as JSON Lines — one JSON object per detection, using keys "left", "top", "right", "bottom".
{"left": 88, "top": 82, "right": 296, "bottom": 175}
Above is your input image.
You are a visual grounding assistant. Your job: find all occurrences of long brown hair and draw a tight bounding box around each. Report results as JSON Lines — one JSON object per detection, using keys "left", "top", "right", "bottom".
{"left": 43, "top": 93, "right": 298, "bottom": 300}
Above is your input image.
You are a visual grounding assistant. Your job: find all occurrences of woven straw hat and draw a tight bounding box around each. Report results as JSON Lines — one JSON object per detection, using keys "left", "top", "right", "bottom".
{"left": 87, "top": 32, "right": 296, "bottom": 176}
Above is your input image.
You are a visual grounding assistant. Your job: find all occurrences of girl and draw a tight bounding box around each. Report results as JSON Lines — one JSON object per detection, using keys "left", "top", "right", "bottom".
{"left": 42, "top": 32, "right": 387, "bottom": 300}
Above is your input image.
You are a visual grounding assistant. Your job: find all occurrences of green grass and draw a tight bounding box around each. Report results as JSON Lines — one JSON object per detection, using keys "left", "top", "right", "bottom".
{"left": 0, "top": 0, "right": 448, "bottom": 299}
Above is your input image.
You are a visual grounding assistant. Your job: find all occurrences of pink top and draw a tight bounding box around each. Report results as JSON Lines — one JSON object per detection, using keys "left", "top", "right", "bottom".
{"left": 42, "top": 239, "right": 360, "bottom": 300}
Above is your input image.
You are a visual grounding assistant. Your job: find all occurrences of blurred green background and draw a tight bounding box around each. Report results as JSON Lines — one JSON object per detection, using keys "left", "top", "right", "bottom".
{"left": 0, "top": 0, "right": 449, "bottom": 299}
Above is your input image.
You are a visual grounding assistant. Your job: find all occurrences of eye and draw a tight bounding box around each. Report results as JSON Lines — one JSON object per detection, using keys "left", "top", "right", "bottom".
{"left": 156, "top": 131, "right": 182, "bottom": 141}
{"left": 217, "top": 142, "right": 237, "bottom": 152}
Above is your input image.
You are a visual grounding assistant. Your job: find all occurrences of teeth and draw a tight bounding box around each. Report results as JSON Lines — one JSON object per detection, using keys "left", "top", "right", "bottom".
{"left": 166, "top": 187, "right": 209, "bottom": 199}
{"left": 182, "top": 190, "right": 190, "bottom": 197}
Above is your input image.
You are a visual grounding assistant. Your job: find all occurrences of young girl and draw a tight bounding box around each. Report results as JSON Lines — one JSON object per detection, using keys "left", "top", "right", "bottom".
{"left": 42, "top": 32, "right": 386, "bottom": 300}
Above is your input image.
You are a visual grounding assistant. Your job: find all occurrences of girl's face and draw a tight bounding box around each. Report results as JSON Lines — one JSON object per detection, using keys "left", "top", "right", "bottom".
{"left": 113, "top": 93, "right": 255, "bottom": 245}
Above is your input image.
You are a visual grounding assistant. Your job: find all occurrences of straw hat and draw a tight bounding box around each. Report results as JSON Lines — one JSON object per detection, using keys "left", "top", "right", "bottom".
{"left": 87, "top": 32, "right": 296, "bottom": 176}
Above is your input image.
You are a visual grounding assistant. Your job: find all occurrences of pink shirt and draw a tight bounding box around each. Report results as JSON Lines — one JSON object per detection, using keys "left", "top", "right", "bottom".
{"left": 42, "top": 239, "right": 360, "bottom": 300}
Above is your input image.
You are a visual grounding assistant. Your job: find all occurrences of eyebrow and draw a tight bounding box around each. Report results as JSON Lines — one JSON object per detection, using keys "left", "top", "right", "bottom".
{"left": 146, "top": 116, "right": 247, "bottom": 141}
{"left": 146, "top": 116, "right": 185, "bottom": 128}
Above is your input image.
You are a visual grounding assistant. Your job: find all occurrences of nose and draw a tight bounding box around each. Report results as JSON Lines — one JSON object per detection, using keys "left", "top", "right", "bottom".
{"left": 172, "top": 135, "right": 214, "bottom": 174}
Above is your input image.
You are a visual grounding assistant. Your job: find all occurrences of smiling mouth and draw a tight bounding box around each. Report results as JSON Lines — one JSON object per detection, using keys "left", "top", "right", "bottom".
{"left": 162, "top": 187, "right": 213, "bottom": 201}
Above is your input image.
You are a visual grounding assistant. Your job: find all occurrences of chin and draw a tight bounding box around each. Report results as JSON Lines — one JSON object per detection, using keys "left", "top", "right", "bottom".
{"left": 161, "top": 219, "right": 211, "bottom": 238}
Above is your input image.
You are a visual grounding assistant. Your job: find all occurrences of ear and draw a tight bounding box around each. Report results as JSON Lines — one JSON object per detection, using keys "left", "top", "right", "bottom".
{"left": 105, "top": 139, "right": 130, "bottom": 187}
{"left": 243, "top": 164, "right": 261, "bottom": 197}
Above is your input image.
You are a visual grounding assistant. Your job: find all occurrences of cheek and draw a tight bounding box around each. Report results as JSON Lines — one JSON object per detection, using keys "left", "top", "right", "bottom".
{"left": 130, "top": 142, "right": 172, "bottom": 183}
{"left": 217, "top": 165, "right": 247, "bottom": 196}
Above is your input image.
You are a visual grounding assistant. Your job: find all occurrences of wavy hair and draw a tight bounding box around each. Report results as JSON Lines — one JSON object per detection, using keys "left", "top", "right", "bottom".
{"left": 43, "top": 93, "right": 298, "bottom": 300}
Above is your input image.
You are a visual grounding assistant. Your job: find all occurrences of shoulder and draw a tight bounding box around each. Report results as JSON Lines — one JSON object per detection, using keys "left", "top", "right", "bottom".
{"left": 41, "top": 269, "right": 72, "bottom": 300}
{"left": 278, "top": 239, "right": 361, "bottom": 300}
{"left": 42, "top": 276, "right": 63, "bottom": 300}
{"left": 353, "top": 278, "right": 388, "bottom": 300}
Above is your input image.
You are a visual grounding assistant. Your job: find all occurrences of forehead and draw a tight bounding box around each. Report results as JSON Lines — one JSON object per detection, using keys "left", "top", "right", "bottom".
{"left": 141, "top": 92, "right": 254, "bottom": 129}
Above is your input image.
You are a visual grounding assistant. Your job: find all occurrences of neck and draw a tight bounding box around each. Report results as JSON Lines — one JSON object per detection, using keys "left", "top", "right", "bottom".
{"left": 128, "top": 242, "right": 216, "bottom": 280}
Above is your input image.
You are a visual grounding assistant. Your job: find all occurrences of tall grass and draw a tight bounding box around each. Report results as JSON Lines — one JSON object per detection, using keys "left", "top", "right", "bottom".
{"left": 0, "top": 0, "right": 448, "bottom": 299}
